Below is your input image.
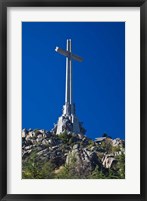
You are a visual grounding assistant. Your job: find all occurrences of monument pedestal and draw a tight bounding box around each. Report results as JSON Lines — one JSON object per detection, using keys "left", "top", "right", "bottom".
{"left": 56, "top": 103, "right": 85, "bottom": 135}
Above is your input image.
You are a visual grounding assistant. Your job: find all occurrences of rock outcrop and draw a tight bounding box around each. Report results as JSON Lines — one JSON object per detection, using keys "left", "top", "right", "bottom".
{"left": 22, "top": 129, "right": 125, "bottom": 179}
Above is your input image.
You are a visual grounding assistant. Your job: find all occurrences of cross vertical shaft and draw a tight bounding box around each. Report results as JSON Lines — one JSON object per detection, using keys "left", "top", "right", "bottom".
{"left": 70, "top": 41, "right": 72, "bottom": 105}
{"left": 55, "top": 39, "right": 83, "bottom": 117}
{"left": 65, "top": 39, "right": 72, "bottom": 104}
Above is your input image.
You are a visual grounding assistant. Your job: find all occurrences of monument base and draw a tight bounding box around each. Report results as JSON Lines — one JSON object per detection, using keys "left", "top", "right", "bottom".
{"left": 56, "top": 114, "right": 80, "bottom": 135}
{"left": 51, "top": 103, "right": 86, "bottom": 135}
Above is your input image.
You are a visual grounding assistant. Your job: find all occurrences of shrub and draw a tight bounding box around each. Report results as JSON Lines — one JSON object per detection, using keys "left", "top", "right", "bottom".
{"left": 88, "top": 166, "right": 106, "bottom": 179}
{"left": 22, "top": 151, "right": 55, "bottom": 179}
{"left": 112, "top": 146, "right": 121, "bottom": 153}
{"left": 58, "top": 131, "right": 72, "bottom": 144}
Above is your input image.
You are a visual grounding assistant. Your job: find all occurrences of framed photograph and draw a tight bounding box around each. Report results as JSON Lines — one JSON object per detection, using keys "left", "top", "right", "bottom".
{"left": 0, "top": 0, "right": 146, "bottom": 200}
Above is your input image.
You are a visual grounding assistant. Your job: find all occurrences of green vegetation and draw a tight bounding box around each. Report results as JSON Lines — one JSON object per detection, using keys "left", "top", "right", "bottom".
{"left": 87, "top": 140, "right": 95, "bottom": 148}
{"left": 115, "top": 153, "right": 125, "bottom": 179}
{"left": 22, "top": 152, "right": 55, "bottom": 179}
{"left": 112, "top": 146, "right": 121, "bottom": 153}
{"left": 22, "top": 151, "right": 125, "bottom": 179}
{"left": 102, "top": 133, "right": 112, "bottom": 139}
{"left": 58, "top": 131, "right": 72, "bottom": 144}
{"left": 22, "top": 130, "right": 125, "bottom": 179}
{"left": 100, "top": 140, "right": 113, "bottom": 153}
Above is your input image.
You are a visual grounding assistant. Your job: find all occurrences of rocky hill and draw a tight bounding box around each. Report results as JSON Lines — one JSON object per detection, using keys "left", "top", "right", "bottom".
{"left": 22, "top": 129, "right": 125, "bottom": 179}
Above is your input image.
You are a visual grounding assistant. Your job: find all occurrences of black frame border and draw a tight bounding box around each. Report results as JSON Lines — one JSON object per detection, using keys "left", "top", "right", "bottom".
{"left": 0, "top": 0, "right": 146, "bottom": 200}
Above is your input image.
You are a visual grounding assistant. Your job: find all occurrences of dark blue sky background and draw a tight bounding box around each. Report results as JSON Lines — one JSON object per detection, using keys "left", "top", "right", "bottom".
{"left": 22, "top": 22, "right": 125, "bottom": 140}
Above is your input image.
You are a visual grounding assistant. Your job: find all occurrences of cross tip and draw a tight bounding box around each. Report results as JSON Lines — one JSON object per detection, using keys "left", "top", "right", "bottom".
{"left": 55, "top": 46, "right": 59, "bottom": 52}
{"left": 78, "top": 57, "right": 83, "bottom": 62}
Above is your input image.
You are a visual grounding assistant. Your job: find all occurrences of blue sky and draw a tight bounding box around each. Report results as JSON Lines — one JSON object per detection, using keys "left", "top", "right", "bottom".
{"left": 22, "top": 22, "right": 125, "bottom": 140}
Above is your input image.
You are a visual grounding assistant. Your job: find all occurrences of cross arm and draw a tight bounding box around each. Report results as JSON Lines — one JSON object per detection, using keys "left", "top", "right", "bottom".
{"left": 71, "top": 53, "right": 83, "bottom": 62}
{"left": 55, "top": 47, "right": 69, "bottom": 57}
{"left": 55, "top": 46, "right": 83, "bottom": 62}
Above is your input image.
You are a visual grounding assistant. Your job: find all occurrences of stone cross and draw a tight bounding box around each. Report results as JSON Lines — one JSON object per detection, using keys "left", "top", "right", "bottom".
{"left": 55, "top": 39, "right": 83, "bottom": 115}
